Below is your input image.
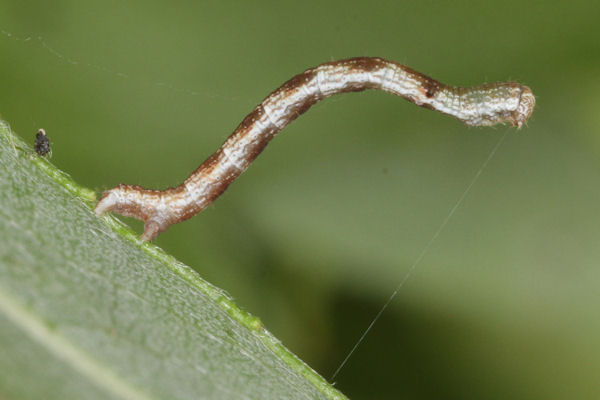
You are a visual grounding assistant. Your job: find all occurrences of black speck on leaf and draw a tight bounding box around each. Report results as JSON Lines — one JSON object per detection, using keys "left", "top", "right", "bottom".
{"left": 34, "top": 129, "right": 51, "bottom": 156}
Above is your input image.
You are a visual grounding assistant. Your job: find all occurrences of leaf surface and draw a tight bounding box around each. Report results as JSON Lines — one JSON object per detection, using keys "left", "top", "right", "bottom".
{"left": 0, "top": 121, "right": 346, "bottom": 400}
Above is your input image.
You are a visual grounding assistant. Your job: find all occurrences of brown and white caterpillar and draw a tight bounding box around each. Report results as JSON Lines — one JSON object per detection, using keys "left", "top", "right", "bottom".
{"left": 95, "top": 57, "right": 535, "bottom": 241}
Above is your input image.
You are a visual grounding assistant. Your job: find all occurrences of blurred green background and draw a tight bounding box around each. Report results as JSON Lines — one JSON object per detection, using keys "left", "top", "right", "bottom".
{"left": 1, "top": 0, "right": 599, "bottom": 398}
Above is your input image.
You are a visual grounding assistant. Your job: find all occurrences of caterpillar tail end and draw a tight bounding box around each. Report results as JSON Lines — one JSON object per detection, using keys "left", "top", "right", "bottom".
{"left": 94, "top": 184, "right": 171, "bottom": 241}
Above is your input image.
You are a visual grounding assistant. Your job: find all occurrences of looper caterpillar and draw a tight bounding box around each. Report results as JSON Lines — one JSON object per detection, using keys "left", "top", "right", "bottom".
{"left": 95, "top": 57, "right": 535, "bottom": 240}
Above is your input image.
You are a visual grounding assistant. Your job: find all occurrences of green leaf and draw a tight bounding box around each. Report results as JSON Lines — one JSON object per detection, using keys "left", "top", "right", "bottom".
{"left": 0, "top": 120, "right": 347, "bottom": 400}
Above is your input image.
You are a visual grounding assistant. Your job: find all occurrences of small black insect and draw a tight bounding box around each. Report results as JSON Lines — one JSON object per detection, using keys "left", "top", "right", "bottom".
{"left": 34, "top": 129, "right": 51, "bottom": 156}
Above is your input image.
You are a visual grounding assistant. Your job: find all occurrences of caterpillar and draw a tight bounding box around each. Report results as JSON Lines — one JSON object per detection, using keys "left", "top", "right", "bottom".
{"left": 95, "top": 57, "right": 535, "bottom": 241}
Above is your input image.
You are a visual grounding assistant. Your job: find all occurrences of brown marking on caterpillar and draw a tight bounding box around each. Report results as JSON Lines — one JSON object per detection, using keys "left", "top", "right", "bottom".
{"left": 424, "top": 79, "right": 439, "bottom": 98}
{"left": 94, "top": 57, "right": 535, "bottom": 240}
